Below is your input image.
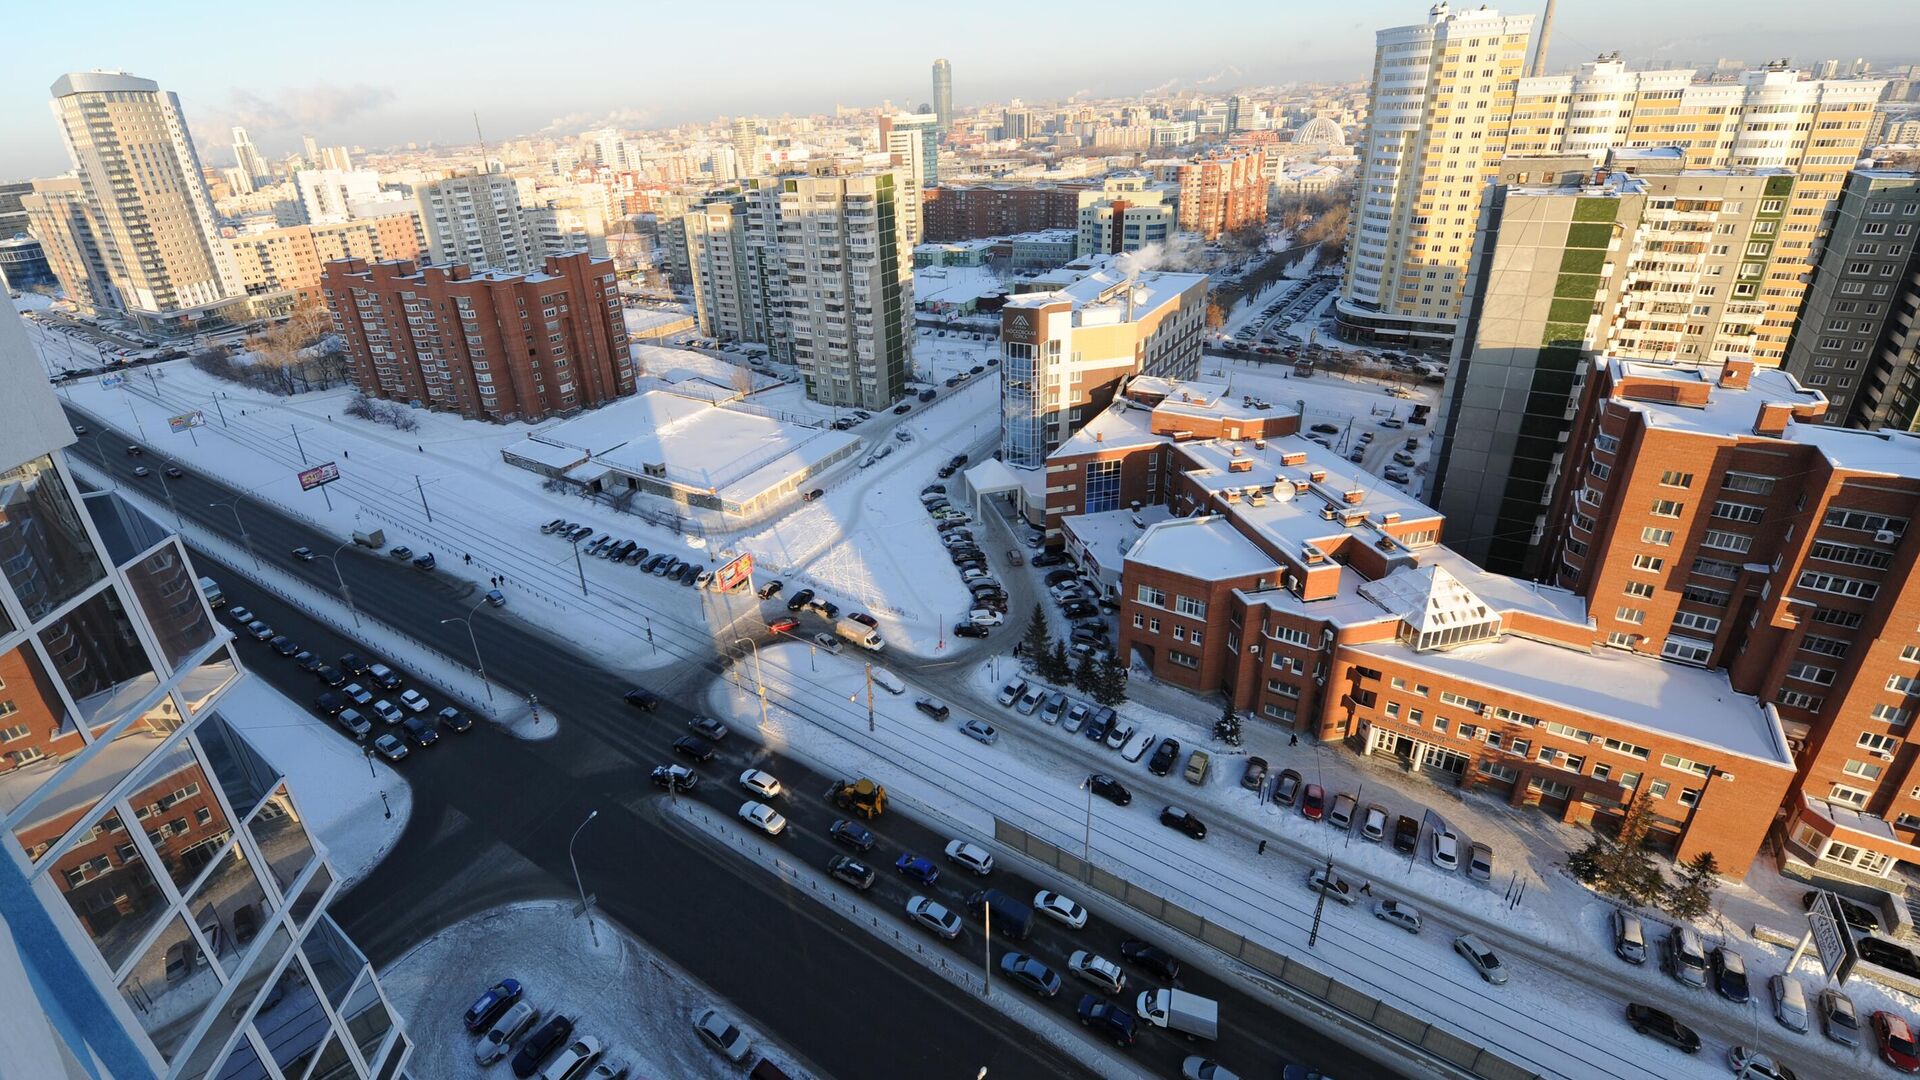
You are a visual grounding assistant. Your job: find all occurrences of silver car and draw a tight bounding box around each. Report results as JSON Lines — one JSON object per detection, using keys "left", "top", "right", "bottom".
{"left": 1373, "top": 899, "right": 1423, "bottom": 934}
{"left": 693, "top": 1007, "right": 751, "bottom": 1063}
{"left": 1453, "top": 934, "right": 1508, "bottom": 985}
{"left": 906, "top": 895, "right": 962, "bottom": 939}
{"left": 1770, "top": 973, "right": 1808, "bottom": 1034}
{"left": 962, "top": 718, "right": 997, "bottom": 744}
{"left": 475, "top": 1001, "right": 538, "bottom": 1065}
{"left": 1818, "top": 986, "right": 1860, "bottom": 1047}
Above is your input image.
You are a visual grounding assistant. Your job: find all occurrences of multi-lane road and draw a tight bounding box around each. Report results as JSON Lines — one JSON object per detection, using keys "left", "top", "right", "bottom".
{"left": 70, "top": 405, "right": 1399, "bottom": 1079}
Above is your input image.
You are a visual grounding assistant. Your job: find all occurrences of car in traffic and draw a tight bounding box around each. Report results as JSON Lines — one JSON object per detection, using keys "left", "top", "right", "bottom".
{"left": 915, "top": 697, "right": 951, "bottom": 720}
{"left": 688, "top": 716, "right": 730, "bottom": 741}
{"left": 371, "top": 699, "right": 405, "bottom": 725}
{"left": 335, "top": 708, "right": 371, "bottom": 740}
{"left": 1069, "top": 950, "right": 1126, "bottom": 994}
{"left": 1076, "top": 994, "right": 1137, "bottom": 1047}
{"left": 961, "top": 718, "right": 997, "bottom": 744}
{"left": 738, "top": 769, "right": 782, "bottom": 799}
{"left": 1625, "top": 1003, "right": 1700, "bottom": 1054}
{"left": 828, "top": 855, "right": 876, "bottom": 891}
{"left": 622, "top": 688, "right": 660, "bottom": 711}
{"left": 1159, "top": 805, "right": 1206, "bottom": 840}
{"left": 1453, "top": 934, "right": 1507, "bottom": 985}
{"left": 671, "top": 736, "right": 715, "bottom": 762}
{"left": 999, "top": 953, "right": 1062, "bottom": 998}
{"left": 401, "top": 716, "right": 439, "bottom": 748}
{"left": 944, "top": 839, "right": 994, "bottom": 875}
{"left": 829, "top": 818, "right": 875, "bottom": 851}
{"left": 737, "top": 801, "right": 787, "bottom": 836}
{"left": 1306, "top": 867, "right": 1355, "bottom": 905}
{"left": 1088, "top": 773, "right": 1131, "bottom": 806}
{"left": 785, "top": 588, "right": 816, "bottom": 612}
{"left": 650, "top": 764, "right": 698, "bottom": 792}
{"left": 906, "top": 895, "right": 963, "bottom": 939}
{"left": 1118, "top": 939, "right": 1181, "bottom": 981}
{"left": 895, "top": 854, "right": 939, "bottom": 886}
{"left": 1034, "top": 890, "right": 1088, "bottom": 930}
{"left": 1373, "top": 899, "right": 1422, "bottom": 934}
{"left": 398, "top": 689, "right": 430, "bottom": 713}
{"left": 372, "top": 733, "right": 408, "bottom": 762}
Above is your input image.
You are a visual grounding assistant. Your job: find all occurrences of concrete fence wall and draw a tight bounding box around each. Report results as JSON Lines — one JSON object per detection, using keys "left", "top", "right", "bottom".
{"left": 992, "top": 817, "right": 1545, "bottom": 1080}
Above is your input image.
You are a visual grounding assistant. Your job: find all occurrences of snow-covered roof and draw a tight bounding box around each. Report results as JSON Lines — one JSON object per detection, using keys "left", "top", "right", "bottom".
{"left": 1348, "top": 636, "right": 1793, "bottom": 766}
{"left": 915, "top": 264, "right": 1004, "bottom": 307}
{"left": 500, "top": 437, "right": 590, "bottom": 470}
{"left": 1061, "top": 505, "right": 1173, "bottom": 566}
{"left": 961, "top": 457, "right": 1025, "bottom": 495}
{"left": 1054, "top": 402, "right": 1168, "bottom": 457}
{"left": 1357, "top": 565, "right": 1498, "bottom": 637}
{"left": 1002, "top": 255, "right": 1205, "bottom": 328}
{"left": 1127, "top": 515, "right": 1278, "bottom": 581}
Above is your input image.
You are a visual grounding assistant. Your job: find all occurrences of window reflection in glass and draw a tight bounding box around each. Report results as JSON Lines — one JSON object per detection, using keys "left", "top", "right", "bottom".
{"left": 340, "top": 970, "right": 395, "bottom": 1070}
{"left": 206, "top": 1035, "right": 271, "bottom": 1080}
{"left": 194, "top": 712, "right": 277, "bottom": 818}
{"left": 39, "top": 586, "right": 161, "bottom": 735}
{"left": 51, "top": 822, "right": 170, "bottom": 972}
{"left": 259, "top": 955, "right": 326, "bottom": 1079}
{"left": 303, "top": 917, "right": 366, "bottom": 1010}
{"left": 0, "top": 640, "right": 80, "bottom": 818}
{"left": 124, "top": 742, "right": 232, "bottom": 892}
{"left": 125, "top": 541, "right": 215, "bottom": 669}
{"left": 118, "top": 915, "right": 219, "bottom": 1063}
{"left": 175, "top": 646, "right": 238, "bottom": 717}
{"left": 301, "top": 1036, "right": 350, "bottom": 1080}
{"left": 246, "top": 784, "right": 315, "bottom": 895}
{"left": 287, "top": 863, "right": 333, "bottom": 931}
{"left": 185, "top": 841, "right": 271, "bottom": 978}
{"left": 0, "top": 454, "right": 107, "bottom": 622}
{"left": 173, "top": 923, "right": 290, "bottom": 1080}
{"left": 12, "top": 711, "right": 180, "bottom": 865}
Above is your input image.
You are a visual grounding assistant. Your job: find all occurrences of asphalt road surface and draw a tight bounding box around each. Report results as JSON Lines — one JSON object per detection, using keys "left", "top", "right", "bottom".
{"left": 71, "top": 406, "right": 1400, "bottom": 1080}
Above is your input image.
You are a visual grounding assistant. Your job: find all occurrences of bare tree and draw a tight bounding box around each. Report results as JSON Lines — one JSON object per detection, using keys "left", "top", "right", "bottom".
{"left": 245, "top": 296, "right": 331, "bottom": 396}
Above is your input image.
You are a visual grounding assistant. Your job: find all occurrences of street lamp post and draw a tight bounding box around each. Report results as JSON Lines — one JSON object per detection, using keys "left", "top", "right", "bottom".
{"left": 442, "top": 596, "right": 496, "bottom": 701}
{"left": 209, "top": 498, "right": 260, "bottom": 570}
{"left": 568, "top": 810, "right": 600, "bottom": 946}
{"left": 316, "top": 542, "right": 361, "bottom": 627}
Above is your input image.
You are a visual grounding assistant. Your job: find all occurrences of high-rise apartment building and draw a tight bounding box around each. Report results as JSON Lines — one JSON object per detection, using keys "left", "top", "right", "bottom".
{"left": 1340, "top": 32, "right": 1883, "bottom": 357}
{"left": 0, "top": 180, "right": 31, "bottom": 239}
{"left": 416, "top": 172, "right": 539, "bottom": 274}
{"left": 225, "top": 216, "right": 426, "bottom": 313}
{"left": 1175, "top": 145, "right": 1269, "bottom": 240}
{"left": 294, "top": 169, "right": 384, "bottom": 225}
{"left": 1337, "top": 4, "right": 1535, "bottom": 350}
{"left": 999, "top": 256, "right": 1207, "bottom": 474}
{"left": 0, "top": 293, "right": 414, "bottom": 1077}
{"left": 322, "top": 252, "right": 634, "bottom": 422}
{"left": 682, "top": 180, "right": 789, "bottom": 362}
{"left": 880, "top": 113, "right": 939, "bottom": 244}
{"left": 1076, "top": 176, "right": 1177, "bottom": 257}
{"left": 932, "top": 59, "right": 954, "bottom": 134}
{"left": 730, "top": 117, "right": 761, "bottom": 175}
{"left": 20, "top": 177, "right": 115, "bottom": 314}
{"left": 1433, "top": 154, "right": 1793, "bottom": 573}
{"left": 34, "top": 72, "right": 244, "bottom": 333}
{"left": 1782, "top": 169, "right": 1920, "bottom": 428}
{"left": 779, "top": 169, "right": 915, "bottom": 410}
{"left": 231, "top": 127, "right": 272, "bottom": 188}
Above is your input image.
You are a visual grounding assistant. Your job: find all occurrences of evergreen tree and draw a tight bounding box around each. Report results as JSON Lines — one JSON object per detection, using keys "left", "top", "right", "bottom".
{"left": 1090, "top": 653, "right": 1129, "bottom": 705}
{"left": 1072, "top": 651, "right": 1099, "bottom": 695}
{"left": 1019, "top": 605, "right": 1051, "bottom": 672}
{"left": 1566, "top": 794, "right": 1665, "bottom": 905}
{"left": 1213, "top": 700, "right": 1243, "bottom": 746}
{"left": 1664, "top": 852, "right": 1721, "bottom": 921}
{"left": 1042, "top": 641, "right": 1072, "bottom": 685}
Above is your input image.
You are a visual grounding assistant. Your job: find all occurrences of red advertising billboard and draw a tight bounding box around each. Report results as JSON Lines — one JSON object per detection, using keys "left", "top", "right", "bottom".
{"left": 713, "top": 552, "right": 755, "bottom": 593}
{"left": 297, "top": 462, "right": 341, "bottom": 491}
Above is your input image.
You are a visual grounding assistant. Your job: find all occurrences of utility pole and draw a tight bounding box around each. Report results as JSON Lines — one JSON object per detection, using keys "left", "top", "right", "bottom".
{"left": 865, "top": 663, "right": 875, "bottom": 733}
{"left": 572, "top": 536, "right": 588, "bottom": 596}
{"left": 290, "top": 424, "right": 308, "bottom": 465}
{"left": 415, "top": 474, "right": 433, "bottom": 522}
{"left": 982, "top": 901, "right": 993, "bottom": 997}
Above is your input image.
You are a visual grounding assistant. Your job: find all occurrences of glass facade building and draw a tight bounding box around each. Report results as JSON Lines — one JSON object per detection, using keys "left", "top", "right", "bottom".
{"left": 0, "top": 296, "right": 409, "bottom": 1078}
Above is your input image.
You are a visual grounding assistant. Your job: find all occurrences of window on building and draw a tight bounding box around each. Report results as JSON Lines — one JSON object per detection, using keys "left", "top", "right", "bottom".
{"left": 1084, "top": 460, "right": 1122, "bottom": 515}
{"left": 1137, "top": 585, "right": 1166, "bottom": 607}
{"left": 1175, "top": 595, "right": 1208, "bottom": 619}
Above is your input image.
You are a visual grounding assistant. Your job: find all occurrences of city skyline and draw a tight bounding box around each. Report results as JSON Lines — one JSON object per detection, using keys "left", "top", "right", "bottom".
{"left": 5, "top": 0, "right": 1918, "bottom": 177}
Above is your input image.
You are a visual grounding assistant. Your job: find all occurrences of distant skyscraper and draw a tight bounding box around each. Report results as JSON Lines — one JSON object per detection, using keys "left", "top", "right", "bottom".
{"left": 232, "top": 126, "right": 272, "bottom": 186}
{"left": 32, "top": 72, "right": 242, "bottom": 332}
{"left": 730, "top": 117, "right": 760, "bottom": 174}
{"left": 932, "top": 58, "right": 953, "bottom": 134}
{"left": 302, "top": 132, "right": 320, "bottom": 164}
{"left": 880, "top": 112, "right": 939, "bottom": 244}
{"left": 416, "top": 172, "right": 538, "bottom": 273}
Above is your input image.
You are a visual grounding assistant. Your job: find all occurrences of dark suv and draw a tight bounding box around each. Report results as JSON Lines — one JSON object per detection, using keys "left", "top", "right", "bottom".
{"left": 786, "top": 588, "right": 816, "bottom": 613}
{"left": 1088, "top": 773, "right": 1131, "bottom": 806}
{"left": 510, "top": 1014, "right": 573, "bottom": 1078}
{"left": 1147, "top": 738, "right": 1180, "bottom": 777}
{"left": 1159, "top": 805, "right": 1206, "bottom": 840}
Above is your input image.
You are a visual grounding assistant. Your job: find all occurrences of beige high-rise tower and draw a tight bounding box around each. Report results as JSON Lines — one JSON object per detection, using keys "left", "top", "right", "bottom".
{"left": 1336, "top": 4, "right": 1536, "bottom": 350}
{"left": 34, "top": 71, "right": 242, "bottom": 333}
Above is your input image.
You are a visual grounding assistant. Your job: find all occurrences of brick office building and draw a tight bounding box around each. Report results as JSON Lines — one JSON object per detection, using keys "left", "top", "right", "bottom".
{"left": 1540, "top": 355, "right": 1920, "bottom": 882}
{"left": 1051, "top": 378, "right": 1800, "bottom": 877}
{"left": 922, "top": 184, "right": 1087, "bottom": 242}
{"left": 321, "top": 252, "right": 635, "bottom": 423}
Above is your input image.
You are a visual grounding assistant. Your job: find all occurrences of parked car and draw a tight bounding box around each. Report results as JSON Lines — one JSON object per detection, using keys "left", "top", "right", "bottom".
{"left": 692, "top": 1008, "right": 752, "bottom": 1063}
{"left": 1625, "top": 1003, "right": 1700, "bottom": 1054}
{"left": 1611, "top": 909, "right": 1647, "bottom": 965}
{"left": 1875, "top": 1011, "right": 1920, "bottom": 1073}
{"left": 1148, "top": 738, "right": 1180, "bottom": 776}
{"left": 1300, "top": 783, "right": 1326, "bottom": 820}
{"left": 650, "top": 764, "right": 698, "bottom": 792}
{"left": 1240, "top": 756, "right": 1268, "bottom": 791}
{"left": 1430, "top": 828, "right": 1460, "bottom": 871}
{"left": 511, "top": 1015, "right": 574, "bottom": 1078}
{"left": 1274, "top": 769, "right": 1302, "bottom": 806}
{"left": 1393, "top": 814, "right": 1420, "bottom": 853}
{"left": 1771, "top": 973, "right": 1810, "bottom": 1034}
{"left": 1468, "top": 841, "right": 1494, "bottom": 881}
{"left": 538, "top": 1036, "right": 602, "bottom": 1080}
{"left": 1361, "top": 804, "right": 1389, "bottom": 842}
{"left": 1710, "top": 946, "right": 1750, "bottom": 1003}
{"left": 1820, "top": 987, "right": 1861, "bottom": 1047}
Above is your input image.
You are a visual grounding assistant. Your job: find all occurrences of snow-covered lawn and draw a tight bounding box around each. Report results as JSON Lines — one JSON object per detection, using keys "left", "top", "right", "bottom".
{"left": 377, "top": 900, "right": 815, "bottom": 1080}
{"left": 216, "top": 676, "right": 409, "bottom": 888}
{"left": 704, "top": 642, "right": 1897, "bottom": 1080}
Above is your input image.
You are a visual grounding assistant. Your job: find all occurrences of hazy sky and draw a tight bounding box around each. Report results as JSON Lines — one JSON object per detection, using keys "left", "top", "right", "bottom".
{"left": 5, "top": 0, "right": 1916, "bottom": 177}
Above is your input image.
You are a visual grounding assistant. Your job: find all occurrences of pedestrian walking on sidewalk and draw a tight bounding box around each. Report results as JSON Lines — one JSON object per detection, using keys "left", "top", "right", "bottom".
{"left": 1359, "top": 881, "right": 1372, "bottom": 897}
{"left": 1290, "top": 732, "right": 1299, "bottom": 747}
{"left": 1257, "top": 840, "right": 1267, "bottom": 856}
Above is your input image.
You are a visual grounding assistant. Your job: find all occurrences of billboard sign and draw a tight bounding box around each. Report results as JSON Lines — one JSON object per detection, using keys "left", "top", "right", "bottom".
{"left": 167, "top": 410, "right": 205, "bottom": 433}
{"left": 297, "top": 462, "right": 341, "bottom": 491}
{"left": 712, "top": 552, "right": 755, "bottom": 593}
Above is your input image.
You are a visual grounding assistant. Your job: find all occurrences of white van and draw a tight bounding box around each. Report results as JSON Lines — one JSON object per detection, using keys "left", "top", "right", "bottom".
{"left": 834, "top": 618, "right": 883, "bottom": 651}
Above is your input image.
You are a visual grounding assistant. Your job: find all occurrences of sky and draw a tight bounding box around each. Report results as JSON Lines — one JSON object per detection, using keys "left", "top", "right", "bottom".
{"left": 4, "top": 0, "right": 1917, "bottom": 177}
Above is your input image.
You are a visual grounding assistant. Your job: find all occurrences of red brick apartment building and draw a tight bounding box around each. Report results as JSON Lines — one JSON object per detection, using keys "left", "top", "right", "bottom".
{"left": 1050, "top": 375, "right": 1810, "bottom": 878}
{"left": 321, "top": 252, "right": 635, "bottom": 423}
{"left": 923, "top": 184, "right": 1087, "bottom": 242}
{"left": 1177, "top": 146, "right": 1269, "bottom": 240}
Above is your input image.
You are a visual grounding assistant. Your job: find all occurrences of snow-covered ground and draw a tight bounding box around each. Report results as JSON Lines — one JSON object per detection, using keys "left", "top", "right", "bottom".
{"left": 216, "top": 675, "right": 409, "bottom": 888}
{"left": 377, "top": 900, "right": 816, "bottom": 1080}
{"left": 911, "top": 324, "right": 1001, "bottom": 384}
{"left": 705, "top": 642, "right": 1899, "bottom": 1080}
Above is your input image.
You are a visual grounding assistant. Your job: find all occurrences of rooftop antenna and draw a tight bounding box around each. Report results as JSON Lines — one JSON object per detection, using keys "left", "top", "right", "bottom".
{"left": 474, "top": 112, "right": 489, "bottom": 174}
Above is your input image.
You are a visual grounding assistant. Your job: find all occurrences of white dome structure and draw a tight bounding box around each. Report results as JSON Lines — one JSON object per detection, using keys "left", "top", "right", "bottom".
{"left": 1293, "top": 116, "right": 1345, "bottom": 147}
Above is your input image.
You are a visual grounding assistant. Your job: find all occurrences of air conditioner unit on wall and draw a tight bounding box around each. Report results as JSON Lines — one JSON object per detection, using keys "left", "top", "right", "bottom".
{"left": 1876, "top": 529, "right": 1900, "bottom": 545}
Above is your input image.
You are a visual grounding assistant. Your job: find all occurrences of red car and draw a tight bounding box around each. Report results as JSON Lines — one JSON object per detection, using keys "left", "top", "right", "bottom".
{"left": 1301, "top": 784, "right": 1326, "bottom": 821}
{"left": 1876, "top": 1011, "right": 1920, "bottom": 1073}
{"left": 767, "top": 617, "right": 799, "bottom": 634}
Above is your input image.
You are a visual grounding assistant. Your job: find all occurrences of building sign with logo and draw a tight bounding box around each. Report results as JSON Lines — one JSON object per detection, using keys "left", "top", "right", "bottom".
{"left": 1002, "top": 308, "right": 1037, "bottom": 346}
{"left": 1808, "top": 891, "right": 1858, "bottom": 984}
{"left": 297, "top": 462, "right": 341, "bottom": 491}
